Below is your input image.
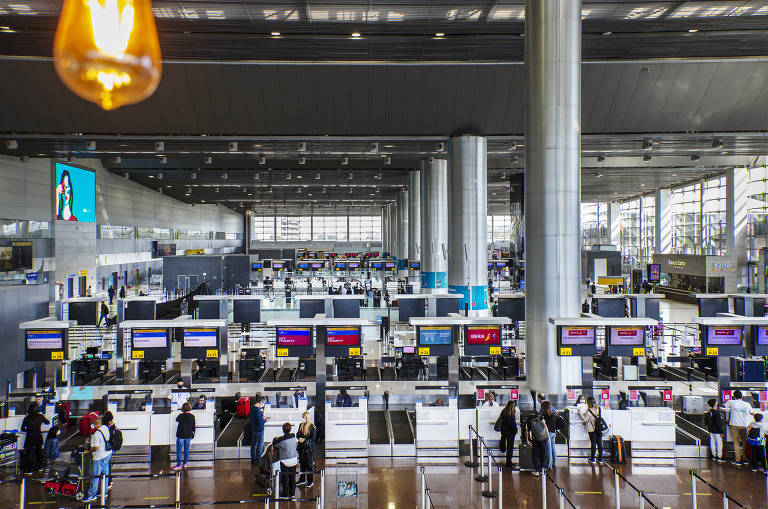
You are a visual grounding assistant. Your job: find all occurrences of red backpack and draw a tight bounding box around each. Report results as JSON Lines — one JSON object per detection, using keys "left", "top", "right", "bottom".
{"left": 79, "top": 411, "right": 99, "bottom": 435}
{"left": 236, "top": 397, "right": 251, "bottom": 418}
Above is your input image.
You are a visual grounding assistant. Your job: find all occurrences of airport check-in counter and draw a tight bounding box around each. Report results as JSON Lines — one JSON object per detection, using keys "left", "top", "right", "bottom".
{"left": 729, "top": 293, "right": 768, "bottom": 317}
{"left": 19, "top": 318, "right": 72, "bottom": 392}
{"left": 262, "top": 403, "right": 307, "bottom": 446}
{"left": 567, "top": 405, "right": 675, "bottom": 464}
{"left": 324, "top": 396, "right": 368, "bottom": 458}
{"left": 0, "top": 394, "right": 57, "bottom": 451}
{"left": 626, "top": 293, "right": 664, "bottom": 320}
{"left": 415, "top": 397, "right": 459, "bottom": 456}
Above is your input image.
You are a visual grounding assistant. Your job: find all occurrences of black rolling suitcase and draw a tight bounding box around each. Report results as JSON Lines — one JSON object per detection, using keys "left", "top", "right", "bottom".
{"left": 518, "top": 442, "right": 535, "bottom": 471}
{"left": 611, "top": 435, "right": 627, "bottom": 464}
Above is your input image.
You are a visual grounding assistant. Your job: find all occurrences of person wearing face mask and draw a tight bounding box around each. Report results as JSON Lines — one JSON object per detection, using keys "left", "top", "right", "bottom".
{"left": 170, "top": 380, "right": 191, "bottom": 408}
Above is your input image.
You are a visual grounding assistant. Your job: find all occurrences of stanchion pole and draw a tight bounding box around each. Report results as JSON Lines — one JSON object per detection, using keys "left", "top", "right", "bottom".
{"left": 691, "top": 471, "right": 698, "bottom": 509}
{"left": 273, "top": 472, "right": 280, "bottom": 503}
{"left": 639, "top": 491, "right": 645, "bottom": 509}
{"left": 614, "top": 470, "right": 621, "bottom": 509}
{"left": 421, "top": 466, "right": 426, "bottom": 509}
{"left": 265, "top": 494, "right": 270, "bottom": 509}
{"left": 175, "top": 470, "right": 181, "bottom": 507}
{"left": 722, "top": 492, "right": 729, "bottom": 509}
{"left": 19, "top": 477, "right": 25, "bottom": 509}
{"left": 559, "top": 488, "right": 565, "bottom": 509}
{"left": 541, "top": 470, "right": 547, "bottom": 509}
{"left": 468, "top": 426, "right": 475, "bottom": 464}
{"left": 316, "top": 495, "right": 321, "bottom": 509}
{"left": 479, "top": 442, "right": 485, "bottom": 476}
{"left": 497, "top": 466, "right": 503, "bottom": 509}
{"left": 100, "top": 473, "right": 107, "bottom": 507}
{"left": 487, "top": 452, "right": 493, "bottom": 491}
{"left": 321, "top": 470, "right": 325, "bottom": 507}
{"left": 424, "top": 488, "right": 430, "bottom": 509}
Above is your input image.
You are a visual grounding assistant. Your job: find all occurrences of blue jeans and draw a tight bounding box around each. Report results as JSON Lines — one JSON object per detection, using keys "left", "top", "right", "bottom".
{"left": 87, "top": 456, "right": 111, "bottom": 499}
{"left": 176, "top": 438, "right": 191, "bottom": 465}
{"left": 251, "top": 432, "right": 264, "bottom": 463}
{"left": 548, "top": 432, "right": 557, "bottom": 468}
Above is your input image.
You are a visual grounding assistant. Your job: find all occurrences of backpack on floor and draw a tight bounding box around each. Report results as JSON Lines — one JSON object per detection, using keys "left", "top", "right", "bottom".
{"left": 236, "top": 396, "right": 251, "bottom": 418}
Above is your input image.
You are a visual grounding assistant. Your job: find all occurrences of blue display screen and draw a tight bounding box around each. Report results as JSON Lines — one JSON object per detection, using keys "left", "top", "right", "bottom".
{"left": 419, "top": 326, "right": 452, "bottom": 345}
{"left": 55, "top": 162, "right": 95, "bottom": 222}
{"left": 299, "top": 263, "right": 309, "bottom": 269}
{"left": 371, "top": 262, "right": 382, "bottom": 268}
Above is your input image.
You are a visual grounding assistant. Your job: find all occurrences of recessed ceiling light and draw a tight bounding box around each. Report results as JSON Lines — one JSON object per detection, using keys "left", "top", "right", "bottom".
{"left": 688, "top": 29, "right": 698, "bottom": 33}
{"left": 271, "top": 32, "right": 280, "bottom": 36}
{"left": 602, "top": 31, "right": 612, "bottom": 36}
{"left": 435, "top": 32, "right": 445, "bottom": 37}
{"left": 351, "top": 32, "right": 361, "bottom": 38}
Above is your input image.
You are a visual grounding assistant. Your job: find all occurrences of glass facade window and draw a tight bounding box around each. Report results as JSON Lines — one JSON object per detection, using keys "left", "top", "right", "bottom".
{"left": 619, "top": 200, "right": 641, "bottom": 269}
{"left": 702, "top": 176, "right": 726, "bottom": 255}
{"left": 487, "top": 215, "right": 511, "bottom": 243}
{"left": 137, "top": 227, "right": 171, "bottom": 240}
{"left": 253, "top": 216, "right": 276, "bottom": 241}
{"left": 671, "top": 183, "right": 702, "bottom": 254}
{"left": 313, "top": 216, "right": 348, "bottom": 241}
{"left": 640, "top": 195, "right": 655, "bottom": 265}
{"left": 0, "top": 219, "right": 52, "bottom": 239}
{"left": 748, "top": 166, "right": 768, "bottom": 263}
{"left": 349, "top": 215, "right": 381, "bottom": 242}
{"left": 99, "top": 225, "right": 135, "bottom": 239}
{"left": 276, "top": 216, "right": 311, "bottom": 241}
{"left": 581, "top": 203, "right": 609, "bottom": 248}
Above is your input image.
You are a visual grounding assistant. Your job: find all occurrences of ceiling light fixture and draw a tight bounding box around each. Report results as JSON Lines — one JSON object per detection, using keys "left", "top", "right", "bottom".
{"left": 228, "top": 142, "right": 238, "bottom": 152}
{"left": 159, "top": 156, "right": 167, "bottom": 164}
{"left": 271, "top": 31, "right": 280, "bottom": 36}
{"left": 4, "top": 140, "right": 17, "bottom": 150}
{"left": 191, "top": 172, "right": 197, "bottom": 180}
{"left": 342, "top": 157, "right": 349, "bottom": 165}
{"left": 53, "top": 0, "right": 162, "bottom": 110}
{"left": 688, "top": 28, "right": 698, "bottom": 33}
{"left": 298, "top": 142, "right": 307, "bottom": 152}
{"left": 258, "top": 156, "right": 266, "bottom": 165}
{"left": 205, "top": 156, "right": 212, "bottom": 164}
{"left": 351, "top": 32, "right": 361, "bottom": 38}
{"left": 435, "top": 32, "right": 445, "bottom": 37}
{"left": 602, "top": 31, "right": 612, "bottom": 35}
{"left": 253, "top": 173, "right": 260, "bottom": 180}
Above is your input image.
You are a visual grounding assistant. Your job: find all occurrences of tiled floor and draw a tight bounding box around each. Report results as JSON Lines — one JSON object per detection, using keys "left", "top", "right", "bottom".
{"left": 7, "top": 456, "right": 766, "bottom": 508}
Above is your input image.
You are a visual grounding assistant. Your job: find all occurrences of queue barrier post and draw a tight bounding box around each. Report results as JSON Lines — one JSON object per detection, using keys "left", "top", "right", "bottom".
{"left": 321, "top": 470, "right": 325, "bottom": 507}
{"left": 614, "top": 469, "right": 621, "bottom": 509}
{"left": 175, "top": 470, "right": 181, "bottom": 507}
{"left": 100, "top": 473, "right": 107, "bottom": 508}
{"left": 487, "top": 451, "right": 492, "bottom": 492}
{"left": 541, "top": 469, "right": 547, "bottom": 509}
{"left": 498, "top": 466, "right": 503, "bottom": 509}
{"left": 475, "top": 441, "right": 488, "bottom": 482}
{"left": 639, "top": 491, "right": 645, "bottom": 509}
{"left": 316, "top": 495, "right": 321, "bottom": 509}
{"left": 424, "top": 488, "right": 430, "bottom": 509}
{"left": 273, "top": 472, "right": 280, "bottom": 503}
{"left": 19, "top": 476, "right": 25, "bottom": 509}
{"left": 421, "top": 466, "right": 426, "bottom": 509}
{"left": 691, "top": 471, "right": 698, "bottom": 509}
{"left": 465, "top": 426, "right": 479, "bottom": 468}
{"left": 722, "top": 492, "right": 729, "bottom": 509}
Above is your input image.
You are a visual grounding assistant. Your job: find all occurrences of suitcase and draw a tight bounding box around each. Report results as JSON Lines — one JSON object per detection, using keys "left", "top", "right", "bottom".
{"left": 518, "top": 442, "right": 535, "bottom": 471}
{"left": 19, "top": 449, "right": 33, "bottom": 473}
{"left": 611, "top": 435, "right": 627, "bottom": 464}
{"left": 236, "top": 397, "right": 251, "bottom": 418}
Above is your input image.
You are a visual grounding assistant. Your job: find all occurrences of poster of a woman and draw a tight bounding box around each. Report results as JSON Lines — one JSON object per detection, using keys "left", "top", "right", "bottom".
{"left": 55, "top": 169, "right": 78, "bottom": 221}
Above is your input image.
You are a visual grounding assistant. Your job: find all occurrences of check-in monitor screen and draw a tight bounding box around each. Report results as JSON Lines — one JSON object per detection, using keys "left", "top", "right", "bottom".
{"left": 384, "top": 262, "right": 395, "bottom": 269}
{"left": 560, "top": 326, "right": 596, "bottom": 345}
{"left": 419, "top": 326, "right": 453, "bottom": 345}
{"left": 326, "top": 327, "right": 360, "bottom": 346}
{"left": 609, "top": 326, "right": 644, "bottom": 346}
{"left": 26, "top": 330, "right": 63, "bottom": 349}
{"left": 312, "top": 262, "right": 323, "bottom": 269}
{"left": 277, "top": 327, "right": 312, "bottom": 346}
{"left": 251, "top": 263, "right": 262, "bottom": 271}
{"left": 335, "top": 262, "right": 347, "bottom": 270}
{"left": 272, "top": 261, "right": 284, "bottom": 269}
{"left": 371, "top": 262, "right": 382, "bottom": 269}
{"left": 348, "top": 262, "right": 359, "bottom": 269}
{"left": 298, "top": 263, "right": 309, "bottom": 269}
{"left": 183, "top": 328, "right": 218, "bottom": 348}
{"left": 132, "top": 329, "right": 168, "bottom": 348}
{"left": 466, "top": 326, "right": 501, "bottom": 345}
{"left": 757, "top": 326, "right": 768, "bottom": 345}
{"left": 487, "top": 262, "right": 494, "bottom": 269}
{"left": 707, "top": 326, "right": 742, "bottom": 345}
{"left": 409, "top": 262, "right": 420, "bottom": 270}
{"left": 495, "top": 262, "right": 506, "bottom": 268}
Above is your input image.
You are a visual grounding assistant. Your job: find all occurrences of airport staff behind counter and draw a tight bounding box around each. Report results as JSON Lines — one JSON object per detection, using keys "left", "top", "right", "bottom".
{"left": 335, "top": 389, "right": 353, "bottom": 407}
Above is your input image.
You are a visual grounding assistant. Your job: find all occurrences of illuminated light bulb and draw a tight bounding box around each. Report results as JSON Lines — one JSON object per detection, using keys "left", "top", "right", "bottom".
{"left": 54, "top": 0, "right": 162, "bottom": 110}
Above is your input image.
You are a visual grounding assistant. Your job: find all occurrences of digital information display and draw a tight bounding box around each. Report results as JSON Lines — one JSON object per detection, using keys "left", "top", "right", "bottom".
{"left": 408, "top": 262, "right": 420, "bottom": 270}
{"left": 609, "top": 327, "right": 644, "bottom": 346}
{"left": 54, "top": 162, "right": 95, "bottom": 222}
{"left": 384, "top": 262, "right": 396, "bottom": 269}
{"left": 324, "top": 326, "right": 362, "bottom": 356}
{"left": 272, "top": 262, "right": 284, "bottom": 269}
{"left": 417, "top": 325, "right": 454, "bottom": 356}
{"left": 25, "top": 329, "right": 66, "bottom": 361}
{"left": 560, "top": 326, "right": 595, "bottom": 345}
{"left": 647, "top": 264, "right": 661, "bottom": 283}
{"left": 311, "top": 262, "right": 323, "bottom": 269}
{"left": 371, "top": 262, "right": 382, "bottom": 269}
{"left": 132, "top": 329, "right": 168, "bottom": 348}
{"left": 335, "top": 262, "right": 347, "bottom": 271}
{"left": 464, "top": 325, "right": 502, "bottom": 356}
{"left": 348, "top": 262, "right": 359, "bottom": 270}
{"left": 557, "top": 326, "right": 597, "bottom": 356}
{"left": 184, "top": 328, "right": 217, "bottom": 348}
{"left": 298, "top": 263, "right": 309, "bottom": 270}
{"left": 707, "top": 327, "right": 742, "bottom": 345}
{"left": 26, "top": 330, "right": 63, "bottom": 349}
{"left": 277, "top": 327, "right": 312, "bottom": 346}
{"left": 757, "top": 326, "right": 768, "bottom": 345}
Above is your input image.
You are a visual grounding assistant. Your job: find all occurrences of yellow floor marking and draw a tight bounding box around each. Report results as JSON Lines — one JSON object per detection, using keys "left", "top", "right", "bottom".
{"left": 143, "top": 496, "right": 170, "bottom": 500}
{"left": 684, "top": 492, "right": 712, "bottom": 496}
{"left": 574, "top": 491, "right": 604, "bottom": 494}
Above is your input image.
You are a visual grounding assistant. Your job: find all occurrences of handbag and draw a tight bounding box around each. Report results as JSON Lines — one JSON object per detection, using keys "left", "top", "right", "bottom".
{"left": 494, "top": 416, "right": 502, "bottom": 433}
{"left": 588, "top": 408, "right": 610, "bottom": 436}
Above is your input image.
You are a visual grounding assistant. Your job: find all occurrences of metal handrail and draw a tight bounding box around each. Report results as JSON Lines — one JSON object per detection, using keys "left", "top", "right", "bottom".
{"left": 603, "top": 462, "right": 662, "bottom": 509}
{"left": 544, "top": 473, "right": 578, "bottom": 509}
{"left": 690, "top": 470, "right": 747, "bottom": 509}
{"left": 676, "top": 425, "right": 702, "bottom": 448}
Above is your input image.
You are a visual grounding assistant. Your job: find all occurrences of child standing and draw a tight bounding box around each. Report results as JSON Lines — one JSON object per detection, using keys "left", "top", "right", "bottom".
{"left": 746, "top": 414, "right": 768, "bottom": 472}
{"left": 43, "top": 426, "right": 60, "bottom": 472}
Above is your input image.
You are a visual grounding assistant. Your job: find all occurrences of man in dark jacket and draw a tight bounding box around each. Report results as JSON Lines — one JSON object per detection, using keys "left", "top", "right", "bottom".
{"left": 250, "top": 397, "right": 269, "bottom": 463}
{"left": 272, "top": 423, "right": 299, "bottom": 499}
{"left": 107, "top": 286, "right": 115, "bottom": 305}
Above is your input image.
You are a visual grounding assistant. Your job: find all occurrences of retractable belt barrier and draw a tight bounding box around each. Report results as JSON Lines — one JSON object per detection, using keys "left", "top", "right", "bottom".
{"left": 603, "top": 463, "right": 661, "bottom": 509}
{"left": 463, "top": 425, "right": 503, "bottom": 509}
{"left": 690, "top": 470, "right": 746, "bottom": 509}
{"left": 543, "top": 473, "right": 578, "bottom": 509}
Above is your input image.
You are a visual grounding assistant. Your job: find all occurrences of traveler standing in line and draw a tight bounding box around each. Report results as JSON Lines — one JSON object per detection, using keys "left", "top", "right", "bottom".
{"left": 250, "top": 397, "right": 269, "bottom": 463}
{"left": 540, "top": 401, "right": 559, "bottom": 469}
{"left": 83, "top": 415, "right": 112, "bottom": 503}
{"left": 495, "top": 400, "right": 520, "bottom": 468}
{"left": 724, "top": 390, "right": 755, "bottom": 465}
{"left": 296, "top": 411, "right": 317, "bottom": 487}
{"left": 704, "top": 399, "right": 725, "bottom": 462}
{"left": 21, "top": 404, "right": 50, "bottom": 472}
{"left": 580, "top": 397, "right": 603, "bottom": 464}
{"left": 107, "top": 286, "right": 115, "bottom": 305}
{"left": 747, "top": 414, "right": 768, "bottom": 472}
{"left": 272, "top": 423, "right": 299, "bottom": 500}
{"left": 173, "top": 402, "right": 195, "bottom": 470}
{"left": 101, "top": 412, "right": 120, "bottom": 491}
{"left": 524, "top": 411, "right": 550, "bottom": 476}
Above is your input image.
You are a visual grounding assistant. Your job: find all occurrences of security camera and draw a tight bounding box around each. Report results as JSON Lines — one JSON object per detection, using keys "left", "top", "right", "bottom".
{"left": 228, "top": 142, "right": 238, "bottom": 152}
{"left": 5, "top": 139, "right": 17, "bottom": 150}
{"left": 342, "top": 157, "right": 349, "bottom": 165}
{"left": 258, "top": 157, "right": 266, "bottom": 165}
{"left": 298, "top": 157, "right": 306, "bottom": 165}
{"left": 298, "top": 142, "right": 307, "bottom": 152}
{"left": 154, "top": 141, "right": 164, "bottom": 152}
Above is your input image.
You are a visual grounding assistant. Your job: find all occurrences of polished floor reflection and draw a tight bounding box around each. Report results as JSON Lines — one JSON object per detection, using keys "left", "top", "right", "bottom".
{"left": 5, "top": 456, "right": 765, "bottom": 508}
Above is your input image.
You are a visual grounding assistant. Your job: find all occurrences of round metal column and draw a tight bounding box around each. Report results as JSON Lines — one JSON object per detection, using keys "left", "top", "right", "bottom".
{"left": 408, "top": 170, "right": 422, "bottom": 265}
{"left": 386, "top": 203, "right": 396, "bottom": 256}
{"left": 525, "top": 0, "right": 582, "bottom": 393}
{"left": 448, "top": 135, "right": 488, "bottom": 315}
{"left": 381, "top": 206, "right": 390, "bottom": 253}
{"left": 397, "top": 189, "right": 410, "bottom": 272}
{"left": 420, "top": 158, "right": 448, "bottom": 294}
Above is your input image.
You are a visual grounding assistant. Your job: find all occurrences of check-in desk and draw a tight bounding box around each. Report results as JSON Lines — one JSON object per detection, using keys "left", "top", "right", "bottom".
{"left": 0, "top": 405, "right": 56, "bottom": 452}
{"left": 262, "top": 404, "right": 306, "bottom": 445}
{"left": 324, "top": 398, "right": 368, "bottom": 459}
{"left": 567, "top": 405, "right": 675, "bottom": 465}
{"left": 415, "top": 399, "right": 458, "bottom": 457}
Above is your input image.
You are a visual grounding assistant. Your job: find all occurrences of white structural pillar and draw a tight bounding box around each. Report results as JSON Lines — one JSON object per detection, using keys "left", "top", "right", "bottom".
{"left": 655, "top": 189, "right": 672, "bottom": 254}
{"left": 420, "top": 158, "right": 449, "bottom": 294}
{"left": 381, "top": 206, "right": 390, "bottom": 253}
{"left": 524, "top": 0, "right": 582, "bottom": 393}
{"left": 726, "top": 167, "right": 749, "bottom": 286}
{"left": 397, "top": 189, "right": 410, "bottom": 272}
{"left": 448, "top": 135, "right": 488, "bottom": 315}
{"left": 608, "top": 202, "right": 621, "bottom": 248}
{"left": 387, "top": 202, "right": 397, "bottom": 256}
{"left": 408, "top": 170, "right": 422, "bottom": 263}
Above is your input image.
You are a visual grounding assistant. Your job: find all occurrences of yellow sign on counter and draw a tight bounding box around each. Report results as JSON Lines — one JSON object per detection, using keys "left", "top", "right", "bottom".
{"left": 276, "top": 348, "right": 289, "bottom": 357}
{"left": 206, "top": 349, "right": 219, "bottom": 358}
{"left": 349, "top": 347, "right": 361, "bottom": 356}
{"left": 418, "top": 347, "right": 430, "bottom": 356}
{"left": 132, "top": 350, "right": 145, "bottom": 359}
{"left": 51, "top": 351, "right": 64, "bottom": 360}
{"left": 560, "top": 347, "right": 572, "bottom": 356}
{"left": 489, "top": 346, "right": 501, "bottom": 355}
{"left": 632, "top": 347, "right": 645, "bottom": 357}
{"left": 706, "top": 347, "right": 719, "bottom": 356}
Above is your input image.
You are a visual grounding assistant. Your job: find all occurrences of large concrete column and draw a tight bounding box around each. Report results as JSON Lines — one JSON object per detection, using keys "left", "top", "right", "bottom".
{"left": 381, "top": 206, "right": 390, "bottom": 253}
{"left": 608, "top": 202, "right": 621, "bottom": 248}
{"left": 655, "top": 189, "right": 672, "bottom": 254}
{"left": 408, "top": 170, "right": 421, "bottom": 263}
{"left": 386, "top": 202, "right": 397, "bottom": 256}
{"left": 726, "top": 167, "right": 749, "bottom": 286}
{"left": 448, "top": 135, "right": 488, "bottom": 315}
{"left": 525, "top": 0, "right": 582, "bottom": 393}
{"left": 420, "top": 158, "right": 449, "bottom": 294}
{"left": 396, "top": 189, "right": 410, "bottom": 272}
